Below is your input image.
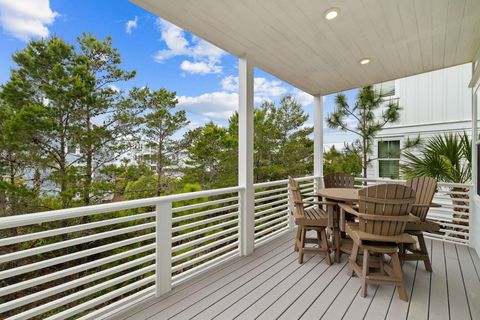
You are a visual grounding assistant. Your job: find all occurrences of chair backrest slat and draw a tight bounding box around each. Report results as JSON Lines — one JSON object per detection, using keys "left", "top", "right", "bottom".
{"left": 406, "top": 176, "right": 437, "bottom": 222}
{"left": 288, "top": 176, "right": 304, "bottom": 217}
{"left": 358, "top": 184, "right": 416, "bottom": 236}
{"left": 323, "top": 173, "right": 355, "bottom": 189}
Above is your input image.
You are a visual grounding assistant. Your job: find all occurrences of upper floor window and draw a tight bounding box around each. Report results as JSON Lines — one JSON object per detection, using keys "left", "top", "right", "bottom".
{"left": 378, "top": 140, "right": 400, "bottom": 179}
{"left": 374, "top": 80, "right": 395, "bottom": 97}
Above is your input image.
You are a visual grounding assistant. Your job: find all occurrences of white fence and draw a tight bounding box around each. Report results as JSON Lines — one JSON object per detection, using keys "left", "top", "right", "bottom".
{"left": 0, "top": 175, "right": 470, "bottom": 319}
{"left": 0, "top": 186, "right": 244, "bottom": 319}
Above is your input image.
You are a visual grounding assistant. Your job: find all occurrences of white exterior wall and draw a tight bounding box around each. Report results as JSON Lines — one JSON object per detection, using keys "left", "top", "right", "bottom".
{"left": 368, "top": 63, "right": 473, "bottom": 179}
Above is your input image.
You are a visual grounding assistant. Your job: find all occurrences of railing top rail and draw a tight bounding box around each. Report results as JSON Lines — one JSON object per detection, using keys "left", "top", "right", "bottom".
{"left": 253, "top": 175, "right": 320, "bottom": 188}
{"left": 354, "top": 177, "right": 472, "bottom": 189}
{"left": 0, "top": 186, "right": 244, "bottom": 230}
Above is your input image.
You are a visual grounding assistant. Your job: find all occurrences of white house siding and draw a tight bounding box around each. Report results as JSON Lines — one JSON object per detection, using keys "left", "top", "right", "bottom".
{"left": 368, "top": 63, "right": 473, "bottom": 179}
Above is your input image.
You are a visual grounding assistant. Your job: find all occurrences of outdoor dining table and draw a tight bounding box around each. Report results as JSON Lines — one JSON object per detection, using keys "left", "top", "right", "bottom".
{"left": 306, "top": 188, "right": 359, "bottom": 263}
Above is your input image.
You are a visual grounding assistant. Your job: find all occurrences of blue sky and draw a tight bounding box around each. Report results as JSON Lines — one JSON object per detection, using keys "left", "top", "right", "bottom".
{"left": 0, "top": 0, "right": 358, "bottom": 148}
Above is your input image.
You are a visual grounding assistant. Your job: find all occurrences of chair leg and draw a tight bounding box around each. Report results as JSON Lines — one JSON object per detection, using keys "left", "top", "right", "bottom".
{"left": 379, "top": 253, "right": 385, "bottom": 275}
{"left": 417, "top": 233, "right": 432, "bottom": 272}
{"left": 298, "top": 227, "right": 306, "bottom": 264}
{"left": 348, "top": 243, "right": 359, "bottom": 277}
{"left": 361, "top": 248, "right": 369, "bottom": 298}
{"left": 294, "top": 227, "right": 301, "bottom": 252}
{"left": 391, "top": 252, "right": 408, "bottom": 302}
{"left": 322, "top": 228, "right": 332, "bottom": 265}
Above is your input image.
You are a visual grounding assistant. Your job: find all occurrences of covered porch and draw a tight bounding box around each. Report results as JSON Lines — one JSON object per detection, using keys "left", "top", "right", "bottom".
{"left": 1, "top": 0, "right": 480, "bottom": 319}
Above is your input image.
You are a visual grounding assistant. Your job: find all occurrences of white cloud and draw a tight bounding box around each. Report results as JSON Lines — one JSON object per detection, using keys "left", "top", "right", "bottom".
{"left": 154, "top": 18, "right": 225, "bottom": 75}
{"left": 0, "top": 0, "right": 58, "bottom": 41}
{"left": 180, "top": 60, "right": 222, "bottom": 75}
{"left": 177, "top": 91, "right": 238, "bottom": 121}
{"left": 125, "top": 16, "right": 138, "bottom": 34}
{"left": 293, "top": 89, "right": 314, "bottom": 106}
{"left": 220, "top": 75, "right": 287, "bottom": 99}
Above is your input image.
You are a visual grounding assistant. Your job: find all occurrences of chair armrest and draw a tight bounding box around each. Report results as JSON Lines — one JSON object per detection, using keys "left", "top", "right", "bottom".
{"left": 411, "top": 203, "right": 442, "bottom": 208}
{"left": 338, "top": 203, "right": 360, "bottom": 217}
{"left": 295, "top": 200, "right": 337, "bottom": 206}
{"left": 357, "top": 213, "right": 420, "bottom": 222}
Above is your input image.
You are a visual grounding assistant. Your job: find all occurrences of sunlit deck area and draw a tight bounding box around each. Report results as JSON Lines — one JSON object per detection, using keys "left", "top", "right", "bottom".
{"left": 115, "top": 231, "right": 480, "bottom": 320}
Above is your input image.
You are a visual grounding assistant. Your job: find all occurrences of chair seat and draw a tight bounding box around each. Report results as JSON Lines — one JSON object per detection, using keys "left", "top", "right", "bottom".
{"left": 406, "top": 219, "right": 440, "bottom": 232}
{"left": 294, "top": 206, "right": 328, "bottom": 226}
{"left": 346, "top": 223, "right": 416, "bottom": 246}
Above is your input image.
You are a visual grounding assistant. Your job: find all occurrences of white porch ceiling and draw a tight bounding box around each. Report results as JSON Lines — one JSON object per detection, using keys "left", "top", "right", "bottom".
{"left": 132, "top": 0, "right": 480, "bottom": 95}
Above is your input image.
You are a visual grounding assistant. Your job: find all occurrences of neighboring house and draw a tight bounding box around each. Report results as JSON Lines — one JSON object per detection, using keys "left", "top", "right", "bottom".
{"left": 368, "top": 63, "right": 473, "bottom": 179}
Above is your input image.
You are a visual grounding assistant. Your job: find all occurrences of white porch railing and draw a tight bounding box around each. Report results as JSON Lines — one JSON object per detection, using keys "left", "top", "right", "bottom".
{"left": 0, "top": 186, "right": 243, "bottom": 319}
{"left": 355, "top": 178, "right": 472, "bottom": 245}
{"left": 0, "top": 175, "right": 470, "bottom": 319}
{"left": 253, "top": 176, "right": 319, "bottom": 247}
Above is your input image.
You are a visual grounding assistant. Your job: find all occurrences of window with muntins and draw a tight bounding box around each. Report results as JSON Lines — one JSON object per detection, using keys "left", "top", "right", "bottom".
{"left": 373, "top": 80, "right": 395, "bottom": 97}
{"left": 378, "top": 140, "right": 400, "bottom": 179}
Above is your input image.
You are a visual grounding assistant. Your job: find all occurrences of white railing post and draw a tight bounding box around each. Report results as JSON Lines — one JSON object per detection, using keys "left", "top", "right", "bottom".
{"left": 155, "top": 201, "right": 172, "bottom": 297}
{"left": 313, "top": 95, "right": 324, "bottom": 191}
{"left": 238, "top": 55, "right": 255, "bottom": 256}
{"left": 287, "top": 181, "right": 295, "bottom": 230}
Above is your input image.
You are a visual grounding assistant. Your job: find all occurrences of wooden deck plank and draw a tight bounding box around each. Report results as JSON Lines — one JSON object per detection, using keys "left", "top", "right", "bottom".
{"left": 299, "top": 262, "right": 352, "bottom": 319}
{"left": 254, "top": 254, "right": 333, "bottom": 319}
{"left": 385, "top": 260, "right": 417, "bottom": 320}
{"left": 237, "top": 253, "right": 329, "bottom": 320}
{"left": 468, "top": 246, "right": 480, "bottom": 280}
{"left": 456, "top": 244, "right": 480, "bottom": 320}
{"left": 115, "top": 231, "right": 480, "bottom": 320}
{"left": 123, "top": 232, "right": 294, "bottom": 320}
{"left": 188, "top": 251, "right": 300, "bottom": 319}
{"left": 164, "top": 247, "right": 296, "bottom": 319}
{"left": 428, "top": 239, "right": 449, "bottom": 320}
{"left": 407, "top": 238, "right": 433, "bottom": 319}
{"left": 276, "top": 260, "right": 348, "bottom": 320}
{"left": 320, "top": 272, "right": 361, "bottom": 319}
{"left": 219, "top": 254, "right": 325, "bottom": 319}
{"left": 444, "top": 242, "right": 471, "bottom": 320}
{"left": 341, "top": 284, "right": 378, "bottom": 320}
{"left": 364, "top": 284, "right": 395, "bottom": 320}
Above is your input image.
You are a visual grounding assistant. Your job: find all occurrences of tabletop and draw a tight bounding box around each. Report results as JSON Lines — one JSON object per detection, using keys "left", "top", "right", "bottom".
{"left": 311, "top": 188, "right": 358, "bottom": 202}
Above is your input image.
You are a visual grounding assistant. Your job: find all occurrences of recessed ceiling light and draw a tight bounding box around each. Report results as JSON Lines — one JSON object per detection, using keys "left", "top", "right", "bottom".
{"left": 359, "top": 58, "right": 371, "bottom": 65}
{"left": 324, "top": 8, "right": 340, "bottom": 20}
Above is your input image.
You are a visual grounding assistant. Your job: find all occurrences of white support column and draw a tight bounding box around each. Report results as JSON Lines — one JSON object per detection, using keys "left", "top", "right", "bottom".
{"left": 155, "top": 201, "right": 172, "bottom": 297}
{"left": 238, "top": 56, "right": 255, "bottom": 256}
{"left": 313, "top": 95, "right": 324, "bottom": 190}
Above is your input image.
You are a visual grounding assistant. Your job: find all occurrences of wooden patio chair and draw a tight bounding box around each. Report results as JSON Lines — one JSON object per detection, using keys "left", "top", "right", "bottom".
{"left": 402, "top": 176, "right": 441, "bottom": 272}
{"left": 288, "top": 177, "right": 337, "bottom": 265}
{"left": 339, "top": 184, "right": 419, "bottom": 301}
{"left": 323, "top": 172, "right": 355, "bottom": 189}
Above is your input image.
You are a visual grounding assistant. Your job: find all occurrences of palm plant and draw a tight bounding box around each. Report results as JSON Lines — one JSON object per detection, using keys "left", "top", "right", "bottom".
{"left": 401, "top": 132, "right": 471, "bottom": 232}
{"left": 401, "top": 132, "right": 471, "bottom": 183}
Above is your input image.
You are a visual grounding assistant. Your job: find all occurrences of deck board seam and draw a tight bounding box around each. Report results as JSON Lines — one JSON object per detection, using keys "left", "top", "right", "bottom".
{"left": 455, "top": 245, "right": 473, "bottom": 320}
{"left": 319, "top": 275, "right": 354, "bottom": 319}
{"left": 340, "top": 286, "right": 362, "bottom": 320}
{"left": 231, "top": 255, "right": 325, "bottom": 319}
{"left": 203, "top": 253, "right": 308, "bottom": 319}
{"left": 405, "top": 261, "right": 419, "bottom": 320}
{"left": 427, "top": 239, "right": 433, "bottom": 320}
{"left": 165, "top": 245, "right": 297, "bottom": 319}
{"left": 297, "top": 261, "right": 349, "bottom": 319}
{"left": 121, "top": 233, "right": 295, "bottom": 319}
{"left": 250, "top": 254, "right": 329, "bottom": 319}
{"left": 467, "top": 247, "right": 480, "bottom": 281}
{"left": 274, "top": 261, "right": 344, "bottom": 319}
{"left": 362, "top": 285, "right": 379, "bottom": 320}
{"left": 443, "top": 242, "right": 451, "bottom": 320}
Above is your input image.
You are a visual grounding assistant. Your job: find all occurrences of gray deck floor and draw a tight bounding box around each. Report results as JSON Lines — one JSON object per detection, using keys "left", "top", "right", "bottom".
{"left": 117, "top": 231, "right": 480, "bottom": 320}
